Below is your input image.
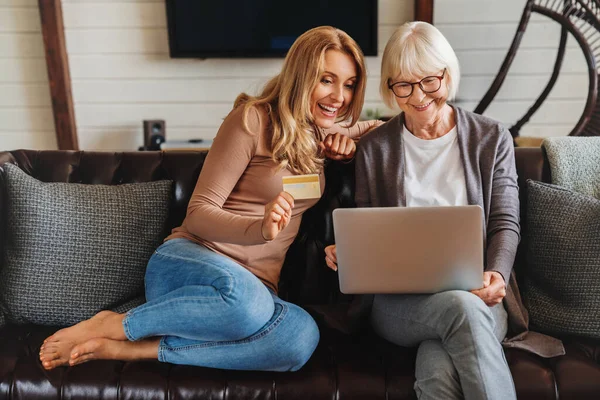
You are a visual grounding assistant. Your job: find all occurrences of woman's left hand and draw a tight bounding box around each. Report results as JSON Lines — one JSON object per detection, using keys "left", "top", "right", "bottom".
{"left": 470, "top": 271, "right": 506, "bottom": 306}
{"left": 319, "top": 132, "right": 356, "bottom": 161}
{"left": 324, "top": 244, "right": 338, "bottom": 271}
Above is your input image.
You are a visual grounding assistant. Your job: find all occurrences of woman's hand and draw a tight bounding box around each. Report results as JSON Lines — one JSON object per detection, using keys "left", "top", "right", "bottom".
{"left": 470, "top": 271, "right": 506, "bottom": 306}
{"left": 324, "top": 244, "right": 338, "bottom": 271}
{"left": 319, "top": 132, "right": 356, "bottom": 161}
{"left": 262, "top": 191, "right": 294, "bottom": 241}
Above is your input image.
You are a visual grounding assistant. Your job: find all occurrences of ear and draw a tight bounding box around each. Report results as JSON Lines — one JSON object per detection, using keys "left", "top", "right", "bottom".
{"left": 444, "top": 80, "right": 454, "bottom": 101}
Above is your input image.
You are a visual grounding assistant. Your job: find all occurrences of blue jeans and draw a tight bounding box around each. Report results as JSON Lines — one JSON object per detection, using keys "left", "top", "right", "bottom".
{"left": 122, "top": 238, "right": 320, "bottom": 372}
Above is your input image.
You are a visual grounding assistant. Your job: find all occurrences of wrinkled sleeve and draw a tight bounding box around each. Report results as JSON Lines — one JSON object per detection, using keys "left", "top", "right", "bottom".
{"left": 324, "top": 119, "right": 384, "bottom": 140}
{"left": 485, "top": 127, "right": 521, "bottom": 283}
{"left": 184, "top": 107, "right": 267, "bottom": 245}
{"left": 354, "top": 142, "right": 372, "bottom": 208}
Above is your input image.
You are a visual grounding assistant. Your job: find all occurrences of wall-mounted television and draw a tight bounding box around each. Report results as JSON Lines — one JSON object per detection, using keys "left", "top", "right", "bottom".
{"left": 165, "top": 0, "right": 378, "bottom": 58}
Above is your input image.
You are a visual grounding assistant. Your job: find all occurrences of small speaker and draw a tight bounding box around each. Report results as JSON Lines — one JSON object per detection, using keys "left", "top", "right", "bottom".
{"left": 143, "top": 120, "right": 166, "bottom": 150}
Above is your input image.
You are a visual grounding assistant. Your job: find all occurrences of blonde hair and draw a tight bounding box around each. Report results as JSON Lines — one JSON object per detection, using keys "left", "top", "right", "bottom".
{"left": 380, "top": 21, "right": 460, "bottom": 109}
{"left": 234, "top": 26, "right": 366, "bottom": 175}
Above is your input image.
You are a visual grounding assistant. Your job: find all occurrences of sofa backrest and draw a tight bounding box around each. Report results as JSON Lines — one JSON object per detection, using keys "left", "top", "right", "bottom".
{"left": 0, "top": 150, "right": 207, "bottom": 233}
{"left": 0, "top": 147, "right": 550, "bottom": 306}
{"left": 512, "top": 147, "right": 551, "bottom": 284}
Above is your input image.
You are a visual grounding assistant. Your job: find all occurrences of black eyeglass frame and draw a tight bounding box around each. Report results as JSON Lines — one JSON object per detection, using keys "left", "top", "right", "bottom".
{"left": 387, "top": 69, "right": 447, "bottom": 98}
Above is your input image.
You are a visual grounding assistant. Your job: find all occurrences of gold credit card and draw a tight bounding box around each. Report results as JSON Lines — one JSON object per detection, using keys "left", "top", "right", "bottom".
{"left": 282, "top": 174, "right": 321, "bottom": 200}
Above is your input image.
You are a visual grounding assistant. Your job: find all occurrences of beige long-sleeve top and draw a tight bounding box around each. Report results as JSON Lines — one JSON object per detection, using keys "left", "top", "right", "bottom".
{"left": 167, "top": 104, "right": 381, "bottom": 291}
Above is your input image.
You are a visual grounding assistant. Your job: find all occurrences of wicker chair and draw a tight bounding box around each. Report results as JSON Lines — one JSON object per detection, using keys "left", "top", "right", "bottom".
{"left": 475, "top": 0, "right": 600, "bottom": 138}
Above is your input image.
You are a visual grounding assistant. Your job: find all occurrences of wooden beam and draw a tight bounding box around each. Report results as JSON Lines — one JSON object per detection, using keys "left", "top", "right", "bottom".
{"left": 38, "top": 0, "right": 79, "bottom": 150}
{"left": 415, "top": 0, "right": 434, "bottom": 24}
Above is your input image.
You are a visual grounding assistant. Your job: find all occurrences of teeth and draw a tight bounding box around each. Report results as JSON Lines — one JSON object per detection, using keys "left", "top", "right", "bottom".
{"left": 414, "top": 101, "right": 432, "bottom": 110}
{"left": 319, "top": 104, "right": 338, "bottom": 113}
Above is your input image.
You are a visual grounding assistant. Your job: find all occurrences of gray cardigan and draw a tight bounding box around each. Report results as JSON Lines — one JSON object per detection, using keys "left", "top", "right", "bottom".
{"left": 344, "top": 106, "right": 565, "bottom": 358}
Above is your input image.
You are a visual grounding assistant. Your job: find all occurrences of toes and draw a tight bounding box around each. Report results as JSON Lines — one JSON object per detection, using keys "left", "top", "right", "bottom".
{"left": 41, "top": 343, "right": 59, "bottom": 351}
{"left": 69, "top": 338, "right": 106, "bottom": 366}
{"left": 45, "top": 329, "right": 66, "bottom": 342}
{"left": 69, "top": 352, "right": 94, "bottom": 366}
{"left": 42, "top": 360, "right": 54, "bottom": 370}
{"left": 70, "top": 347, "right": 83, "bottom": 360}
{"left": 42, "top": 359, "right": 66, "bottom": 370}
{"left": 71, "top": 338, "right": 101, "bottom": 360}
{"left": 40, "top": 350, "right": 60, "bottom": 362}
{"left": 39, "top": 339, "right": 72, "bottom": 366}
{"left": 43, "top": 331, "right": 65, "bottom": 344}
{"left": 40, "top": 344, "right": 61, "bottom": 358}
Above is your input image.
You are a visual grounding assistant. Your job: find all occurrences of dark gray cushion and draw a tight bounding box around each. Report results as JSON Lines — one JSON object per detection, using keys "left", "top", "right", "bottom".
{"left": 523, "top": 180, "right": 600, "bottom": 339}
{"left": 0, "top": 163, "right": 172, "bottom": 326}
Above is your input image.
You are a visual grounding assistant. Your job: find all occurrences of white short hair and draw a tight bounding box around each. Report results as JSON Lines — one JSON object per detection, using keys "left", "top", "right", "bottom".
{"left": 379, "top": 21, "right": 460, "bottom": 109}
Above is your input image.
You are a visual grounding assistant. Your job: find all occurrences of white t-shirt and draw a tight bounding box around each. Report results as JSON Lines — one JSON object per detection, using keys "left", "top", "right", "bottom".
{"left": 403, "top": 124, "right": 468, "bottom": 207}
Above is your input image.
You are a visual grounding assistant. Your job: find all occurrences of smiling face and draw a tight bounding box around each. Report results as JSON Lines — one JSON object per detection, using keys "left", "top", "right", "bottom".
{"left": 390, "top": 69, "right": 449, "bottom": 126}
{"left": 310, "top": 50, "right": 357, "bottom": 129}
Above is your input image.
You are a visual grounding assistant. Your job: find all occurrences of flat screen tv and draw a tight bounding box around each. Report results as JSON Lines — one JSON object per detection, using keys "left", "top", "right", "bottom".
{"left": 166, "top": 0, "right": 378, "bottom": 58}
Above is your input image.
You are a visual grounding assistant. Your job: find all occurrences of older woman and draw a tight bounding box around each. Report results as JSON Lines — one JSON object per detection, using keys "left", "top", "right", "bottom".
{"left": 325, "top": 22, "right": 519, "bottom": 399}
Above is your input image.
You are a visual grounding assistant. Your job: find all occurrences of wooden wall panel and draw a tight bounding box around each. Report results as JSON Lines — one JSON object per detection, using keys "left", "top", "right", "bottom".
{"left": 38, "top": 0, "right": 78, "bottom": 150}
{"left": 415, "top": 0, "right": 433, "bottom": 23}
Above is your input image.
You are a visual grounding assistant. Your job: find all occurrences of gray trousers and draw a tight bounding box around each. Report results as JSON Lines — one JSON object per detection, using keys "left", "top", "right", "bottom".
{"left": 370, "top": 290, "right": 517, "bottom": 400}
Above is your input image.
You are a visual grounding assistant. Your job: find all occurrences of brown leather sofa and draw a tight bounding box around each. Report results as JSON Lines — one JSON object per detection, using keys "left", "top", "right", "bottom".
{"left": 0, "top": 148, "right": 599, "bottom": 400}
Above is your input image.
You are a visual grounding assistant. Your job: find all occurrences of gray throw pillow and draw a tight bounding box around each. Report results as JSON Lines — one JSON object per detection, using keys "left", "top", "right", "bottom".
{"left": 523, "top": 180, "right": 600, "bottom": 339}
{"left": 0, "top": 163, "right": 172, "bottom": 327}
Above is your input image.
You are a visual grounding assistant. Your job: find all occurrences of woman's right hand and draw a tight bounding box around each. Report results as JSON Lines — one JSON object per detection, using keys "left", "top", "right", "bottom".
{"left": 262, "top": 191, "right": 295, "bottom": 241}
{"left": 324, "top": 245, "right": 338, "bottom": 271}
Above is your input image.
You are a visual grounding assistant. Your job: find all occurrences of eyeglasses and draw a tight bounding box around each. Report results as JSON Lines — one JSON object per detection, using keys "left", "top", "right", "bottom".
{"left": 388, "top": 69, "right": 446, "bottom": 98}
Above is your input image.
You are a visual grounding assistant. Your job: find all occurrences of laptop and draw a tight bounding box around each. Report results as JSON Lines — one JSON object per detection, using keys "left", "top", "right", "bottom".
{"left": 332, "top": 206, "right": 484, "bottom": 294}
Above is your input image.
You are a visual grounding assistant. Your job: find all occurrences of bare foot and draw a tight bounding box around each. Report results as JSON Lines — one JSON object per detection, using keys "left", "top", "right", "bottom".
{"left": 69, "top": 337, "right": 160, "bottom": 366}
{"left": 39, "top": 341, "right": 71, "bottom": 370}
{"left": 40, "top": 310, "right": 127, "bottom": 370}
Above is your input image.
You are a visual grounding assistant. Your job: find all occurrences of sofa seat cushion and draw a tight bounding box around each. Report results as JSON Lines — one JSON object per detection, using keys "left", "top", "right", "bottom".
{"left": 523, "top": 180, "right": 600, "bottom": 339}
{"left": 550, "top": 338, "right": 600, "bottom": 399}
{"left": 0, "top": 163, "right": 172, "bottom": 327}
{"left": 0, "top": 322, "right": 598, "bottom": 400}
{"left": 0, "top": 323, "right": 410, "bottom": 400}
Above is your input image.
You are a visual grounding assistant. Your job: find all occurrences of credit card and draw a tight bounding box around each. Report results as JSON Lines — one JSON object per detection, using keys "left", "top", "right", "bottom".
{"left": 282, "top": 174, "right": 321, "bottom": 200}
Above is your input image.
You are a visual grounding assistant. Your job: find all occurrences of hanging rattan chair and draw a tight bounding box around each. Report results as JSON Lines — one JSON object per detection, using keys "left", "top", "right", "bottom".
{"left": 475, "top": 0, "right": 600, "bottom": 138}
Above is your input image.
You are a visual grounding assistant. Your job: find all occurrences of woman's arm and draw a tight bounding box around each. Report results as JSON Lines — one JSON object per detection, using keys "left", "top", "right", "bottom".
{"left": 324, "top": 119, "right": 384, "bottom": 140}
{"left": 485, "top": 127, "right": 521, "bottom": 283}
{"left": 184, "top": 106, "right": 268, "bottom": 245}
{"left": 323, "top": 137, "right": 375, "bottom": 271}
{"left": 354, "top": 143, "right": 373, "bottom": 208}
{"left": 320, "top": 120, "right": 384, "bottom": 161}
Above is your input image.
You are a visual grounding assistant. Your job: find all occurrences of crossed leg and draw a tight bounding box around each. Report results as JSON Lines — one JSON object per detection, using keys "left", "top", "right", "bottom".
{"left": 39, "top": 239, "right": 286, "bottom": 370}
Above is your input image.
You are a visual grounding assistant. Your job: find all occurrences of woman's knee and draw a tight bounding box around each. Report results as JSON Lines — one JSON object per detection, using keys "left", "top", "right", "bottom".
{"left": 144, "top": 250, "right": 174, "bottom": 300}
{"left": 216, "top": 279, "right": 275, "bottom": 338}
{"left": 274, "top": 305, "right": 320, "bottom": 371}
{"left": 440, "top": 290, "right": 494, "bottom": 327}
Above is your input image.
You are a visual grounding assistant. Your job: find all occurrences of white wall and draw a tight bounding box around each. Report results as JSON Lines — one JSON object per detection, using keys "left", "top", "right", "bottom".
{"left": 0, "top": 0, "right": 57, "bottom": 151}
{"left": 62, "top": 0, "right": 413, "bottom": 150}
{"left": 3, "top": 0, "right": 587, "bottom": 151}
{"left": 435, "top": 0, "right": 587, "bottom": 138}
